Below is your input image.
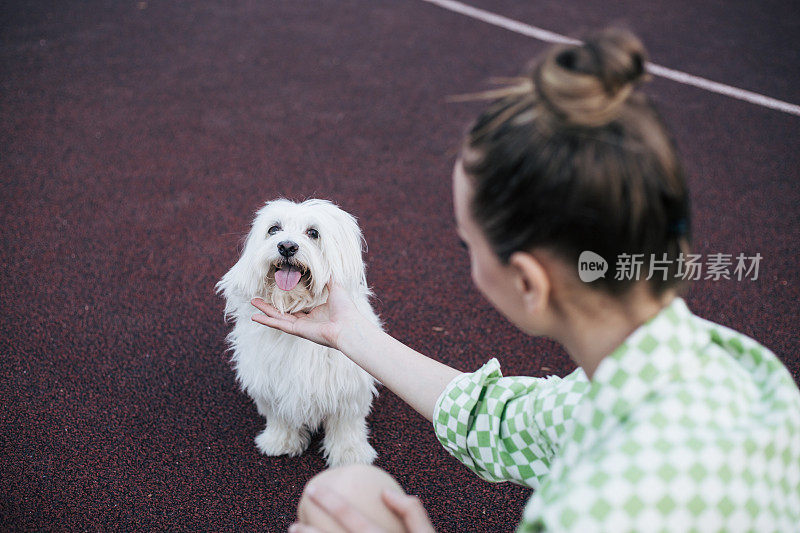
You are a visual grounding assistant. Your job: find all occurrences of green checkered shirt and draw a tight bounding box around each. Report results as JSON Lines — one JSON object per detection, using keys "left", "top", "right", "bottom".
{"left": 433, "top": 298, "right": 800, "bottom": 532}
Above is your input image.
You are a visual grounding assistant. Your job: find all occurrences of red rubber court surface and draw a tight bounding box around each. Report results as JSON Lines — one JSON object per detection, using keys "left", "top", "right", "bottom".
{"left": 1, "top": 0, "right": 798, "bottom": 530}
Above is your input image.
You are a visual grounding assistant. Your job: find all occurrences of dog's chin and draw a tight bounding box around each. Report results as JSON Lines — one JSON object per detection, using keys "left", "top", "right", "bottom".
{"left": 265, "top": 260, "right": 322, "bottom": 313}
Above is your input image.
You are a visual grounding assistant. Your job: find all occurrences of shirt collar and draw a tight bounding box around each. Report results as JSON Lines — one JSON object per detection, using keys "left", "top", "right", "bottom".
{"left": 584, "top": 297, "right": 708, "bottom": 423}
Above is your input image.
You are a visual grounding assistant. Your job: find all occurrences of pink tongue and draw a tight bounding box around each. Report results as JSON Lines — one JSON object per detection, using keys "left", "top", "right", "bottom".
{"left": 275, "top": 266, "right": 302, "bottom": 291}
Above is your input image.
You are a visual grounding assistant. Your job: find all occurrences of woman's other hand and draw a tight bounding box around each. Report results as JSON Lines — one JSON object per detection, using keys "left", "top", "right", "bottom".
{"left": 288, "top": 484, "right": 435, "bottom": 533}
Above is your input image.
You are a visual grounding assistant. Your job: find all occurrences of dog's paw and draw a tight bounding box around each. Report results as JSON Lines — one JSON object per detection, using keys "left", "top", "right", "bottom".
{"left": 323, "top": 437, "right": 377, "bottom": 468}
{"left": 254, "top": 425, "right": 310, "bottom": 457}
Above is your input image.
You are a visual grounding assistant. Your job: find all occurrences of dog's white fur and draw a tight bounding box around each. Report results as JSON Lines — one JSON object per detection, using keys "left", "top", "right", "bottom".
{"left": 216, "top": 199, "right": 379, "bottom": 467}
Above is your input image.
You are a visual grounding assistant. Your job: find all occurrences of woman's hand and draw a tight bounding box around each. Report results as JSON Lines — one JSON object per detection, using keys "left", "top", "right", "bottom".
{"left": 288, "top": 485, "right": 435, "bottom": 533}
{"left": 251, "top": 281, "right": 368, "bottom": 351}
{"left": 254, "top": 280, "right": 461, "bottom": 422}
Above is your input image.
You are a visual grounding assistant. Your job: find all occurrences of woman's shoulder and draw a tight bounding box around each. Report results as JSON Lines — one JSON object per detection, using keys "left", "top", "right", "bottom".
{"left": 688, "top": 310, "right": 798, "bottom": 396}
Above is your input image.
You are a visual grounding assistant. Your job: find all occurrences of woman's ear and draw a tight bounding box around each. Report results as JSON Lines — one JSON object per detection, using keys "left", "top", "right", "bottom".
{"left": 508, "top": 251, "right": 551, "bottom": 314}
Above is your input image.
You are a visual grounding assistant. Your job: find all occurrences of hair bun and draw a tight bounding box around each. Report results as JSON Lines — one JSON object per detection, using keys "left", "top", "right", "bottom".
{"left": 535, "top": 28, "right": 648, "bottom": 126}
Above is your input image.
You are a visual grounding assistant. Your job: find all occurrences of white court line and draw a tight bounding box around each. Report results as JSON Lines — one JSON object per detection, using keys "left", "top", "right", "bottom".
{"left": 421, "top": 0, "right": 800, "bottom": 117}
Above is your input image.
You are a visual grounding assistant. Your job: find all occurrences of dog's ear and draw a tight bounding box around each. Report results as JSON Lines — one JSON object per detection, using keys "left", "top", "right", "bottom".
{"left": 216, "top": 201, "right": 278, "bottom": 310}
{"left": 216, "top": 232, "right": 263, "bottom": 317}
{"left": 326, "top": 209, "right": 369, "bottom": 292}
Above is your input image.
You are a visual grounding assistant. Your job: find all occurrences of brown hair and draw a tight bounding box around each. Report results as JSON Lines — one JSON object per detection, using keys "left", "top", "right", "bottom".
{"left": 462, "top": 28, "right": 690, "bottom": 295}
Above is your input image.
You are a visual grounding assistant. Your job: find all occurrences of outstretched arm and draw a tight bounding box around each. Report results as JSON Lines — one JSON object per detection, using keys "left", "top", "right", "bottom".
{"left": 251, "top": 283, "right": 461, "bottom": 422}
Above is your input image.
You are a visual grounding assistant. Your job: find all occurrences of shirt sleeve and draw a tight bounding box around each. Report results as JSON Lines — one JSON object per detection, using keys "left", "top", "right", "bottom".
{"left": 432, "top": 358, "right": 590, "bottom": 489}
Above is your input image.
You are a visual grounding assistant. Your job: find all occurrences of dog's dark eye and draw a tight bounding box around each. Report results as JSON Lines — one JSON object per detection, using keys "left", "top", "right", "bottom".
{"left": 306, "top": 228, "right": 319, "bottom": 240}
{"left": 268, "top": 225, "right": 281, "bottom": 236}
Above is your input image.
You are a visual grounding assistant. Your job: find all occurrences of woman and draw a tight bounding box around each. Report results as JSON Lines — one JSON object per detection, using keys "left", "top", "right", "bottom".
{"left": 252, "top": 29, "right": 800, "bottom": 532}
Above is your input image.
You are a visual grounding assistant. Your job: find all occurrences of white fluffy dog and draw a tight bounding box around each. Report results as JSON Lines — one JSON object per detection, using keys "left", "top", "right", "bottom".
{"left": 216, "top": 198, "right": 379, "bottom": 467}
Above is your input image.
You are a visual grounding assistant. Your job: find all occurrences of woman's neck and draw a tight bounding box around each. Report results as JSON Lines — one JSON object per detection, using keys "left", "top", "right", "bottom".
{"left": 555, "top": 285, "right": 676, "bottom": 380}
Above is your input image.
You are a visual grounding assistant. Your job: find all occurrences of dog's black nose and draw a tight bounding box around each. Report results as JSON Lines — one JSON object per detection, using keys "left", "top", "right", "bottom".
{"left": 277, "top": 241, "right": 298, "bottom": 257}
